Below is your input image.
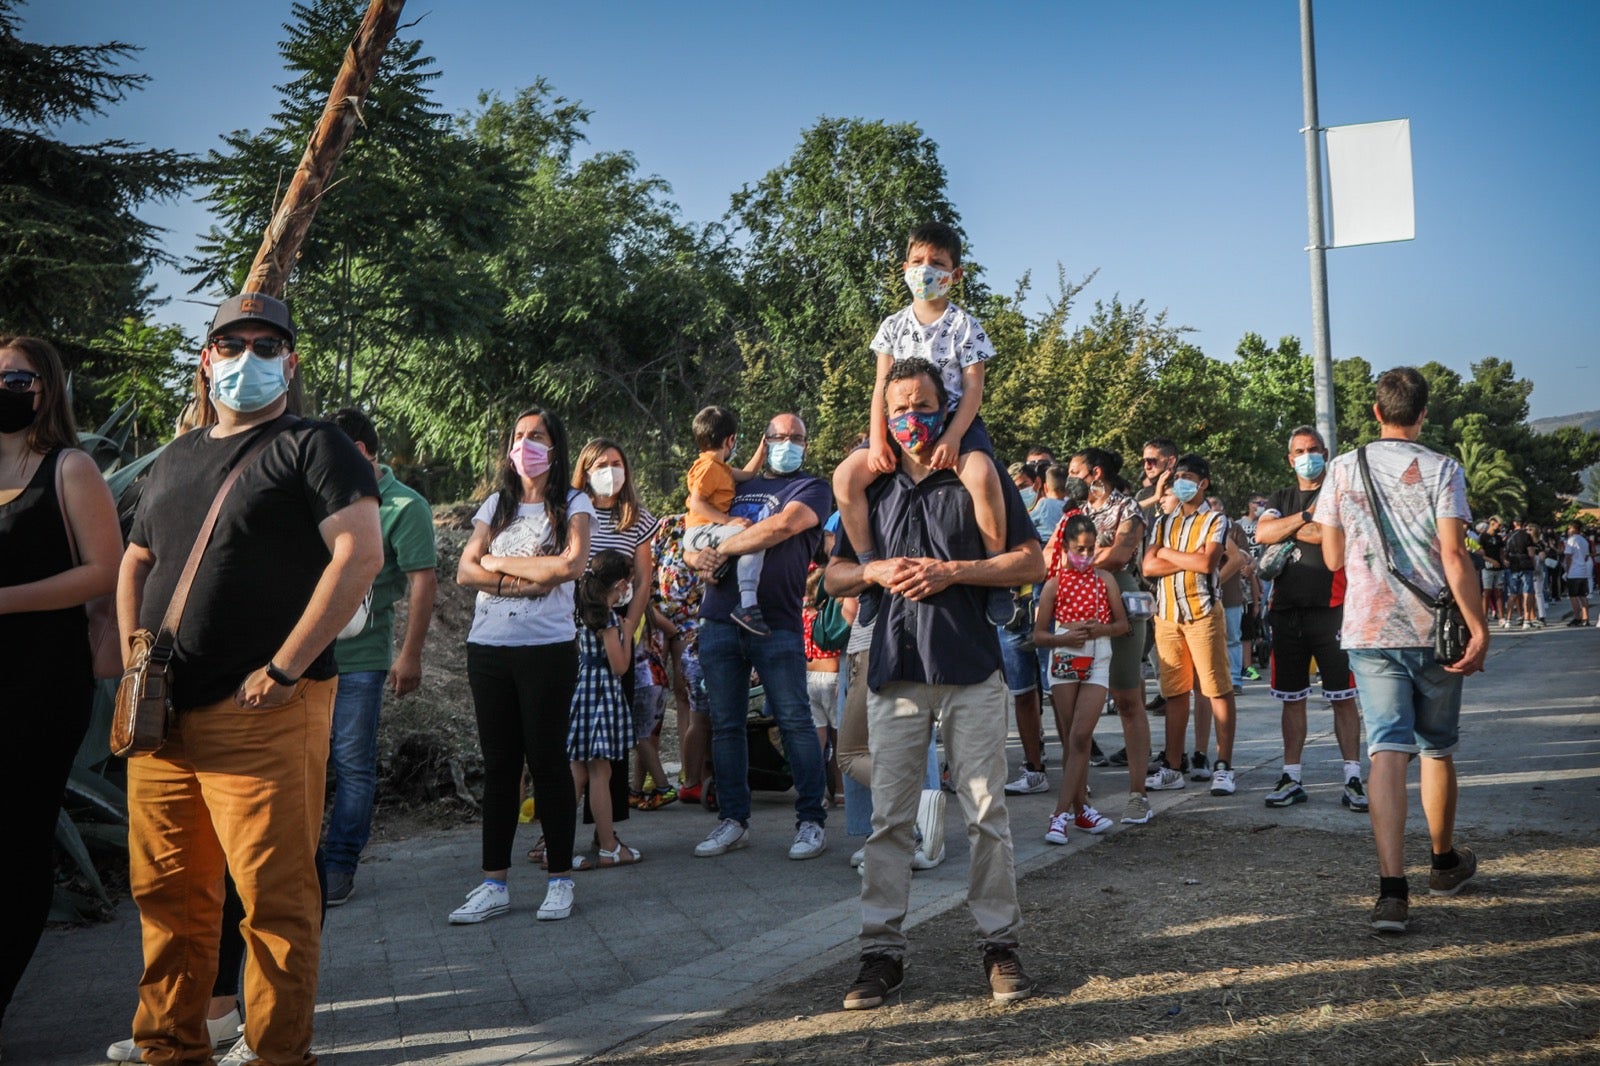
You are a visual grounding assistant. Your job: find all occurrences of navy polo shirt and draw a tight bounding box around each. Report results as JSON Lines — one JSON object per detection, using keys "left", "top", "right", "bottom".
{"left": 834, "top": 459, "right": 1037, "bottom": 691}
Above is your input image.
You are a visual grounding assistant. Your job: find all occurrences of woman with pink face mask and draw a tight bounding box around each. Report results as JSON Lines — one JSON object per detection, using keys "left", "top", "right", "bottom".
{"left": 451, "top": 408, "right": 594, "bottom": 924}
{"left": 1032, "top": 514, "right": 1131, "bottom": 846}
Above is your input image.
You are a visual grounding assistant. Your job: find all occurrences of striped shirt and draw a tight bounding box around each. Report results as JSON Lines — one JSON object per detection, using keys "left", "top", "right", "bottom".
{"left": 588, "top": 503, "right": 657, "bottom": 559}
{"left": 1147, "top": 501, "right": 1228, "bottom": 622}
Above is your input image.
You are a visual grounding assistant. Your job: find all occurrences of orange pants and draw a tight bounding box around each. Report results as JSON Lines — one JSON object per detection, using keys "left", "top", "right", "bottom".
{"left": 127, "top": 679, "right": 335, "bottom": 1066}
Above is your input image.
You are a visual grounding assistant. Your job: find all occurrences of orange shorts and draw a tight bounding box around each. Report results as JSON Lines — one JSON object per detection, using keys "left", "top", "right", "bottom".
{"left": 1153, "top": 609, "right": 1232, "bottom": 699}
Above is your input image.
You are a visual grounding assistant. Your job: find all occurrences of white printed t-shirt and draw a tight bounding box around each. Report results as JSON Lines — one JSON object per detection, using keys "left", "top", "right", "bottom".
{"left": 1313, "top": 440, "right": 1470, "bottom": 649}
{"left": 871, "top": 302, "right": 995, "bottom": 411}
{"left": 1565, "top": 533, "right": 1593, "bottom": 581}
{"left": 467, "top": 489, "right": 596, "bottom": 647}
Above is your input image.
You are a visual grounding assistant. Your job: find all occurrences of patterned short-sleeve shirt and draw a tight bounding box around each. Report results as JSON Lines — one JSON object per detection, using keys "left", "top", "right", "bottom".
{"left": 871, "top": 302, "right": 995, "bottom": 410}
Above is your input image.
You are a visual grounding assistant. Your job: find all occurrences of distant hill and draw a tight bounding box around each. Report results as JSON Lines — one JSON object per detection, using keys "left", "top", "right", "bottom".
{"left": 1530, "top": 410, "right": 1600, "bottom": 434}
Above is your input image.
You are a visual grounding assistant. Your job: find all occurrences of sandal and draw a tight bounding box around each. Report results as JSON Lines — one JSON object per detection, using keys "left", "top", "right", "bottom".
{"left": 597, "top": 841, "right": 643, "bottom": 867}
{"left": 526, "top": 835, "right": 547, "bottom": 865}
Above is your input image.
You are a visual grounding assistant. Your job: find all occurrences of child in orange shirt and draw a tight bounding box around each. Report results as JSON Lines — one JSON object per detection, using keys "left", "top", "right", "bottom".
{"left": 683, "top": 405, "right": 767, "bottom": 634}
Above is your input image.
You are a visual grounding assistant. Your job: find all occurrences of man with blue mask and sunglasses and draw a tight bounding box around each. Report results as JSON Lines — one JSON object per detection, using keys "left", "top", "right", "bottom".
{"left": 1253, "top": 426, "right": 1367, "bottom": 815}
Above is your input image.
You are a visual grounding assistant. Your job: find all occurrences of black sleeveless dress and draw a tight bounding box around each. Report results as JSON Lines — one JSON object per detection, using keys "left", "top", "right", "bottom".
{"left": 0, "top": 448, "right": 94, "bottom": 1021}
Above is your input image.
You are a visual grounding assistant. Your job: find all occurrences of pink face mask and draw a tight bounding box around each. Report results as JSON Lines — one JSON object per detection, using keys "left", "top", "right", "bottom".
{"left": 509, "top": 438, "right": 551, "bottom": 478}
{"left": 1066, "top": 550, "right": 1094, "bottom": 571}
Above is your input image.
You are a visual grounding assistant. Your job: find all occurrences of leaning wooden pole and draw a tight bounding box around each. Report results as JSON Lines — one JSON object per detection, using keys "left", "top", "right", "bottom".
{"left": 243, "top": 0, "right": 406, "bottom": 298}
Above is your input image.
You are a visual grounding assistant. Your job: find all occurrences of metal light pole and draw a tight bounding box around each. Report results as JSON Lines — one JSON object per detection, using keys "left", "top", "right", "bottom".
{"left": 1300, "top": 0, "right": 1337, "bottom": 453}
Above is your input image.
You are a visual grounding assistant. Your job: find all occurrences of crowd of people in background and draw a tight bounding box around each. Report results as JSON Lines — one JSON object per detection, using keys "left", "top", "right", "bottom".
{"left": 5, "top": 221, "right": 1599, "bottom": 1062}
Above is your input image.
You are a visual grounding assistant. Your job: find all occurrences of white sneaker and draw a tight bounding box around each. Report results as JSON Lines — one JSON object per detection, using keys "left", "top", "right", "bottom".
{"left": 216, "top": 1034, "right": 256, "bottom": 1066}
{"left": 694, "top": 818, "right": 751, "bottom": 857}
{"left": 107, "top": 1009, "right": 241, "bottom": 1060}
{"left": 1003, "top": 768, "right": 1049, "bottom": 795}
{"left": 789, "top": 821, "right": 827, "bottom": 860}
{"left": 1209, "top": 761, "right": 1237, "bottom": 796}
{"left": 448, "top": 880, "right": 509, "bottom": 924}
{"left": 850, "top": 846, "right": 866, "bottom": 868}
{"left": 910, "top": 845, "right": 945, "bottom": 870}
{"left": 915, "top": 789, "right": 946, "bottom": 865}
{"left": 1145, "top": 766, "right": 1186, "bottom": 790}
{"left": 536, "top": 877, "right": 574, "bottom": 920}
{"left": 1044, "top": 811, "right": 1071, "bottom": 845}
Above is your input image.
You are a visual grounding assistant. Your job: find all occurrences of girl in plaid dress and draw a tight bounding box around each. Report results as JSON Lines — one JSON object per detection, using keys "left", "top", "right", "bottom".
{"left": 568, "top": 549, "right": 642, "bottom": 865}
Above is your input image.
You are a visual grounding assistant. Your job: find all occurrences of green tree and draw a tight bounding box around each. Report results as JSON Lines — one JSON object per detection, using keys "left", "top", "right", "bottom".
{"left": 1457, "top": 432, "right": 1525, "bottom": 518}
{"left": 0, "top": 0, "right": 192, "bottom": 410}
{"left": 88, "top": 318, "right": 194, "bottom": 448}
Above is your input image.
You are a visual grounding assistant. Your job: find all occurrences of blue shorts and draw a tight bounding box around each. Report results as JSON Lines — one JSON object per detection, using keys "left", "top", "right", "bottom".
{"left": 997, "top": 623, "right": 1042, "bottom": 695}
{"left": 1505, "top": 570, "right": 1537, "bottom": 595}
{"left": 1348, "top": 647, "right": 1464, "bottom": 758}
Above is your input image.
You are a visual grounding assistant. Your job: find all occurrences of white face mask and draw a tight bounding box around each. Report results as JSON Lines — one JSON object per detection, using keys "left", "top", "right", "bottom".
{"left": 904, "top": 264, "right": 954, "bottom": 302}
{"left": 589, "top": 466, "right": 624, "bottom": 498}
{"left": 615, "top": 581, "right": 633, "bottom": 608}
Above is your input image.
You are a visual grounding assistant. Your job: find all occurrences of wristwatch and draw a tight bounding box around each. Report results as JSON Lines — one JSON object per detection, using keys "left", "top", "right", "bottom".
{"left": 265, "top": 661, "right": 299, "bottom": 686}
{"left": 1300, "top": 509, "right": 1314, "bottom": 524}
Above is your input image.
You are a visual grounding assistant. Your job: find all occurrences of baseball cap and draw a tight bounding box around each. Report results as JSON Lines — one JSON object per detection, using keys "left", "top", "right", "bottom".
{"left": 209, "top": 292, "right": 297, "bottom": 348}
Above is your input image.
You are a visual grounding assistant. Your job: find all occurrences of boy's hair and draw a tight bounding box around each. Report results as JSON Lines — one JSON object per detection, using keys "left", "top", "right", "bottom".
{"left": 693, "top": 405, "right": 738, "bottom": 452}
{"left": 884, "top": 357, "right": 949, "bottom": 411}
{"left": 1174, "top": 453, "right": 1211, "bottom": 483}
{"left": 1375, "top": 366, "right": 1429, "bottom": 427}
{"left": 1044, "top": 463, "right": 1069, "bottom": 493}
{"left": 332, "top": 407, "right": 379, "bottom": 456}
{"left": 575, "top": 548, "right": 634, "bottom": 632}
{"left": 906, "top": 222, "right": 962, "bottom": 267}
{"left": 1143, "top": 436, "right": 1178, "bottom": 458}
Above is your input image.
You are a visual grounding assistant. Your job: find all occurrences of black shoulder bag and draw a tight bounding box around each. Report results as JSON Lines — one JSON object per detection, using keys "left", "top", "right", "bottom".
{"left": 1355, "top": 446, "right": 1469, "bottom": 666}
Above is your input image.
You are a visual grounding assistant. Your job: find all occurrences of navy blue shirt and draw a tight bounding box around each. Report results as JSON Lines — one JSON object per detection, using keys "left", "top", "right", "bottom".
{"left": 834, "top": 459, "right": 1037, "bottom": 691}
{"left": 699, "top": 470, "right": 832, "bottom": 634}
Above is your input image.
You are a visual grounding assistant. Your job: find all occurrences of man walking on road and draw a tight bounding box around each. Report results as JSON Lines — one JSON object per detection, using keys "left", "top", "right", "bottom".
{"left": 1316, "top": 366, "right": 1489, "bottom": 934}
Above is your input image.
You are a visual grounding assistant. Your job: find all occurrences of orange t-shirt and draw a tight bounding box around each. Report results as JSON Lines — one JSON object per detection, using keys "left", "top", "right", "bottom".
{"left": 685, "top": 451, "right": 735, "bottom": 528}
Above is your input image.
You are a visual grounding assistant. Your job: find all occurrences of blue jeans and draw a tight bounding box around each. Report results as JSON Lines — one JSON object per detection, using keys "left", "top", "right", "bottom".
{"left": 699, "top": 620, "right": 827, "bottom": 827}
{"left": 1348, "top": 647, "right": 1463, "bottom": 757}
{"left": 324, "top": 670, "right": 386, "bottom": 873}
{"left": 1224, "top": 604, "right": 1244, "bottom": 681}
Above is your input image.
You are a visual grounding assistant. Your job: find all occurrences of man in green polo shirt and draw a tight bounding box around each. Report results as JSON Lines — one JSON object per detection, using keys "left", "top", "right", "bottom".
{"left": 326, "top": 408, "right": 438, "bottom": 905}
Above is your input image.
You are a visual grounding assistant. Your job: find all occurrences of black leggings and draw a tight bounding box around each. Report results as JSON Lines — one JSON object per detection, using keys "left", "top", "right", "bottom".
{"left": 468, "top": 641, "right": 579, "bottom": 873}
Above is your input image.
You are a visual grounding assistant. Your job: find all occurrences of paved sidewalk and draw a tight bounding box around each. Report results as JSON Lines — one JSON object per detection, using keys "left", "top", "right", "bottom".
{"left": 11, "top": 621, "right": 1598, "bottom": 1065}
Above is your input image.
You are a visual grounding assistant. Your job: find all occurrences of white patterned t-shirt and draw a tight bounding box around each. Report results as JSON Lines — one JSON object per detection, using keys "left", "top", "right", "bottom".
{"left": 871, "top": 302, "right": 995, "bottom": 410}
{"left": 1313, "top": 441, "right": 1470, "bottom": 649}
{"left": 467, "top": 489, "right": 596, "bottom": 647}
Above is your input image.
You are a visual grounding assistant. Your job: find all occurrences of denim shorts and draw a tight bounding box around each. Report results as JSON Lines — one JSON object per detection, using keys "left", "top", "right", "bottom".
{"left": 1347, "top": 647, "right": 1464, "bottom": 758}
{"left": 1505, "top": 570, "right": 1537, "bottom": 595}
{"left": 997, "top": 623, "right": 1042, "bottom": 695}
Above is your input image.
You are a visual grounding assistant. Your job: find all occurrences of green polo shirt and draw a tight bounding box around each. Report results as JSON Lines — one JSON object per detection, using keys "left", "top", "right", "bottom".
{"left": 335, "top": 464, "right": 437, "bottom": 673}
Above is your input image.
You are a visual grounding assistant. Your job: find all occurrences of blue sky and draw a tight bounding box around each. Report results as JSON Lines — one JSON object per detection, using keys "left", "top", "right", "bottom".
{"left": 23, "top": 0, "right": 1600, "bottom": 420}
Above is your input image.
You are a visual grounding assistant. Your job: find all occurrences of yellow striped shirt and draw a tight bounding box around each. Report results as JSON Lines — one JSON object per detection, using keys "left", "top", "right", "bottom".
{"left": 1148, "top": 502, "right": 1228, "bottom": 622}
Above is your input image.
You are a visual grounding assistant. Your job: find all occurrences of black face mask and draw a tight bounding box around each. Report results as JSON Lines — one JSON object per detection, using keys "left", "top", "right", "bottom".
{"left": 0, "top": 389, "right": 38, "bottom": 434}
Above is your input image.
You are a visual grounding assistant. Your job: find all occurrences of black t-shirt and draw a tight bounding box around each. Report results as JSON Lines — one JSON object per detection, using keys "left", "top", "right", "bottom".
{"left": 130, "top": 416, "right": 379, "bottom": 710}
{"left": 1263, "top": 485, "right": 1343, "bottom": 608}
{"left": 1479, "top": 530, "right": 1505, "bottom": 567}
{"left": 1504, "top": 528, "right": 1535, "bottom": 571}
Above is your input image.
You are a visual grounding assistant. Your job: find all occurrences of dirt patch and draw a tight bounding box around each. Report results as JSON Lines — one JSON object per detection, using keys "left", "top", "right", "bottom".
{"left": 589, "top": 819, "right": 1600, "bottom": 1066}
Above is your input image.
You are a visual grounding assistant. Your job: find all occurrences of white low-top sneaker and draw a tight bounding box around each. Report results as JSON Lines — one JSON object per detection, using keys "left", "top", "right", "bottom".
{"left": 448, "top": 880, "right": 509, "bottom": 924}
{"left": 694, "top": 818, "right": 751, "bottom": 857}
{"left": 789, "top": 821, "right": 826, "bottom": 860}
{"left": 536, "top": 878, "right": 574, "bottom": 920}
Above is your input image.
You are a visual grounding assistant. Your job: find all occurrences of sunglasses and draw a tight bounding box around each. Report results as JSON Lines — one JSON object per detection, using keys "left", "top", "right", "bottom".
{"left": 1, "top": 369, "right": 40, "bottom": 393}
{"left": 1141, "top": 457, "right": 1162, "bottom": 466}
{"left": 211, "top": 335, "right": 289, "bottom": 359}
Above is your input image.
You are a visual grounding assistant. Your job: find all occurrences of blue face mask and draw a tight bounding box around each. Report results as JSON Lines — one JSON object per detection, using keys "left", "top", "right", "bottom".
{"left": 209, "top": 351, "right": 289, "bottom": 413}
{"left": 1171, "top": 478, "right": 1202, "bottom": 504}
{"left": 1019, "top": 487, "right": 1039, "bottom": 509}
{"left": 767, "top": 440, "right": 805, "bottom": 474}
{"left": 1293, "top": 452, "right": 1327, "bottom": 480}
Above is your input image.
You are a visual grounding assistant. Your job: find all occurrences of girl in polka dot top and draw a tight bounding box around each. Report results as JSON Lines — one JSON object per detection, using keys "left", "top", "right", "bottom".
{"left": 1033, "top": 515, "right": 1131, "bottom": 844}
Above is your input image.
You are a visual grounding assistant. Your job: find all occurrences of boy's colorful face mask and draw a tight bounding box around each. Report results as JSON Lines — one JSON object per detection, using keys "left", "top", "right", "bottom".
{"left": 889, "top": 409, "right": 946, "bottom": 453}
{"left": 904, "top": 264, "right": 954, "bottom": 302}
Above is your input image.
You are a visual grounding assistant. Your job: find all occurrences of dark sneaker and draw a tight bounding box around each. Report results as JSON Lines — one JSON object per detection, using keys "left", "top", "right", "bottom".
{"left": 1089, "top": 740, "right": 1109, "bottom": 767}
{"left": 1371, "top": 895, "right": 1409, "bottom": 933}
{"left": 856, "top": 586, "right": 882, "bottom": 626}
{"left": 325, "top": 867, "right": 355, "bottom": 907}
{"left": 1145, "top": 694, "right": 1167, "bottom": 714}
{"left": 730, "top": 605, "right": 771, "bottom": 636}
{"left": 1107, "top": 747, "right": 1129, "bottom": 767}
{"left": 982, "top": 945, "right": 1036, "bottom": 1003}
{"left": 1242, "top": 666, "right": 1261, "bottom": 681}
{"left": 1265, "top": 773, "right": 1308, "bottom": 808}
{"left": 1341, "top": 776, "right": 1369, "bottom": 812}
{"left": 1189, "top": 750, "right": 1211, "bottom": 781}
{"left": 843, "top": 952, "right": 904, "bottom": 1010}
{"left": 1428, "top": 846, "right": 1478, "bottom": 897}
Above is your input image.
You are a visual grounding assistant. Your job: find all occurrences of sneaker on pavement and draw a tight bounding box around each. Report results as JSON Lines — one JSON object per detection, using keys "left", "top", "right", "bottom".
{"left": 1371, "top": 895, "right": 1409, "bottom": 933}
{"left": 1044, "top": 811, "right": 1071, "bottom": 845}
{"left": 1428, "top": 846, "right": 1478, "bottom": 897}
{"left": 849, "top": 846, "right": 866, "bottom": 868}
{"left": 1145, "top": 694, "right": 1167, "bottom": 714}
{"left": 325, "top": 867, "right": 355, "bottom": 907}
{"left": 1145, "top": 766, "right": 1186, "bottom": 791}
{"left": 843, "top": 952, "right": 905, "bottom": 1010}
{"left": 1107, "top": 746, "right": 1129, "bottom": 767}
{"left": 1265, "top": 773, "right": 1307, "bottom": 808}
{"left": 1209, "top": 760, "right": 1236, "bottom": 796}
{"left": 1089, "top": 740, "right": 1109, "bottom": 766}
{"left": 677, "top": 782, "right": 703, "bottom": 805}
{"left": 216, "top": 1035, "right": 257, "bottom": 1066}
{"left": 1242, "top": 666, "right": 1261, "bottom": 681}
{"left": 910, "top": 845, "right": 945, "bottom": 870}
{"left": 1189, "top": 751, "right": 1212, "bottom": 781}
{"left": 1341, "top": 776, "right": 1369, "bottom": 812}
{"left": 731, "top": 605, "right": 772, "bottom": 636}
{"left": 107, "top": 1010, "right": 241, "bottom": 1061}
{"left": 1003, "top": 767, "right": 1049, "bottom": 795}
{"left": 536, "top": 877, "right": 574, "bottom": 920}
{"left": 982, "top": 945, "right": 1036, "bottom": 1003}
{"left": 1120, "top": 793, "right": 1154, "bottom": 824}
{"left": 694, "top": 818, "right": 751, "bottom": 857}
{"left": 789, "top": 821, "right": 826, "bottom": 860}
{"left": 1073, "top": 805, "right": 1113, "bottom": 834}
{"left": 448, "top": 880, "right": 509, "bottom": 924}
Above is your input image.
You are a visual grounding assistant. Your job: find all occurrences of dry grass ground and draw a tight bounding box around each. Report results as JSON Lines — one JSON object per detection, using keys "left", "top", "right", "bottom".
{"left": 590, "top": 818, "right": 1600, "bottom": 1066}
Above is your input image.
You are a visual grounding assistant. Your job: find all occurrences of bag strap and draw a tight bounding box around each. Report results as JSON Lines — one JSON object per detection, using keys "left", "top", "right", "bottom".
{"left": 1355, "top": 445, "right": 1439, "bottom": 608}
{"left": 53, "top": 449, "right": 82, "bottom": 567}
{"left": 150, "top": 417, "right": 295, "bottom": 662}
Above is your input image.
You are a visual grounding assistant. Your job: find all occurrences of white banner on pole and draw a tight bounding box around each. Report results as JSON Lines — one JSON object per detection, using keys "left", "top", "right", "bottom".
{"left": 1325, "top": 118, "right": 1414, "bottom": 247}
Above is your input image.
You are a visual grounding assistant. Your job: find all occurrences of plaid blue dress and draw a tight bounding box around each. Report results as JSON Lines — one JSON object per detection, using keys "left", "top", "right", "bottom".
{"left": 566, "top": 620, "right": 634, "bottom": 761}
